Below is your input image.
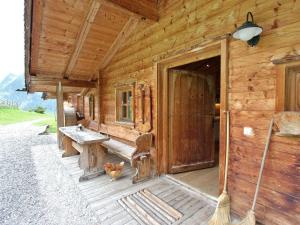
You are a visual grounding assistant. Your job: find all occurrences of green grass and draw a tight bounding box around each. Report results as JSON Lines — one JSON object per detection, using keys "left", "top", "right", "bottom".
{"left": 0, "top": 108, "right": 56, "bottom": 133}
{"left": 0, "top": 108, "right": 52, "bottom": 125}
{"left": 32, "top": 118, "right": 57, "bottom": 133}
{"left": 0, "top": 107, "right": 57, "bottom": 133}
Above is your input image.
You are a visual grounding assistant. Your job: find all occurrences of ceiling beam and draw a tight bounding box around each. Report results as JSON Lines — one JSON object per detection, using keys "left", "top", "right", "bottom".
{"left": 42, "top": 92, "right": 73, "bottom": 100}
{"left": 80, "top": 88, "right": 90, "bottom": 96}
{"left": 107, "top": 0, "right": 159, "bottom": 21}
{"left": 64, "top": 0, "right": 102, "bottom": 79}
{"left": 96, "top": 16, "right": 139, "bottom": 73}
{"left": 30, "top": 77, "right": 97, "bottom": 88}
{"left": 29, "top": 86, "right": 83, "bottom": 94}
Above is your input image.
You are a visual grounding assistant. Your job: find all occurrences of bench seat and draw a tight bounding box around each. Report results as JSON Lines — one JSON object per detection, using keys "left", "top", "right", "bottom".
{"left": 101, "top": 139, "right": 135, "bottom": 161}
{"left": 100, "top": 133, "right": 152, "bottom": 183}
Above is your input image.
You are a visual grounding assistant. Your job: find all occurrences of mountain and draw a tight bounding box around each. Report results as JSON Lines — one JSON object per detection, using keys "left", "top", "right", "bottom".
{"left": 0, "top": 73, "right": 21, "bottom": 91}
{"left": 0, "top": 74, "right": 56, "bottom": 113}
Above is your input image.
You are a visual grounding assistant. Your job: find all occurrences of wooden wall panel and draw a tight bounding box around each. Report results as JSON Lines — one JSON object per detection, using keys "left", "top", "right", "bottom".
{"left": 96, "top": 1, "right": 300, "bottom": 224}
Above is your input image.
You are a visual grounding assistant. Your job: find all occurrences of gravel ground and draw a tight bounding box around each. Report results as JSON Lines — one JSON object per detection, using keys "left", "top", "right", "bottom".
{"left": 0, "top": 121, "right": 99, "bottom": 225}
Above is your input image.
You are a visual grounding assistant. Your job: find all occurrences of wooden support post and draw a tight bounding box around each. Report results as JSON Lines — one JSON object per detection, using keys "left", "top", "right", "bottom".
{"left": 97, "top": 71, "right": 102, "bottom": 127}
{"left": 56, "top": 81, "right": 64, "bottom": 149}
{"left": 132, "top": 155, "right": 151, "bottom": 184}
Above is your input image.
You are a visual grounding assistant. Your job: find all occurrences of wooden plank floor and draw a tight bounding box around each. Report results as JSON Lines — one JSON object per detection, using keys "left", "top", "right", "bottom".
{"left": 57, "top": 150, "right": 217, "bottom": 224}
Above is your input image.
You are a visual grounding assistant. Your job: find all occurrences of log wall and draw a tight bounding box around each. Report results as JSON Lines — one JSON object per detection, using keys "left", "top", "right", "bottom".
{"left": 81, "top": 1, "right": 300, "bottom": 224}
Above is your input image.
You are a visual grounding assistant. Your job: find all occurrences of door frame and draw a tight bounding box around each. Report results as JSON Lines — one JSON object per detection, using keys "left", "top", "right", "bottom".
{"left": 155, "top": 38, "right": 229, "bottom": 193}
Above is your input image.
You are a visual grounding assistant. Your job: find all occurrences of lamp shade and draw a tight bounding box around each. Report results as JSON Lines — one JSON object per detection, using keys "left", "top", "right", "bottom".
{"left": 232, "top": 22, "right": 262, "bottom": 41}
{"left": 232, "top": 12, "right": 263, "bottom": 45}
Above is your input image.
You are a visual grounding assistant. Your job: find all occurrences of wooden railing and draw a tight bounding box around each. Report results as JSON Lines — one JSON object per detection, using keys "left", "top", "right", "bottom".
{"left": 0, "top": 98, "right": 19, "bottom": 109}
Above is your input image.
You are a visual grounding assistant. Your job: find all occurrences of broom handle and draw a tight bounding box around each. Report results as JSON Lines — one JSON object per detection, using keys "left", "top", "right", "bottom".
{"left": 251, "top": 117, "right": 274, "bottom": 211}
{"left": 223, "top": 111, "right": 230, "bottom": 192}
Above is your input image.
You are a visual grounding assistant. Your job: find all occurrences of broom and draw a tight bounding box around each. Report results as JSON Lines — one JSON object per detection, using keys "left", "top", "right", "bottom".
{"left": 238, "top": 117, "right": 274, "bottom": 225}
{"left": 208, "top": 111, "right": 231, "bottom": 225}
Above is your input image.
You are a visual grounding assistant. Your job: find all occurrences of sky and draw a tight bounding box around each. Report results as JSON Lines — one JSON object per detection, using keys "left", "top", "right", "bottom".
{"left": 0, "top": 0, "right": 24, "bottom": 82}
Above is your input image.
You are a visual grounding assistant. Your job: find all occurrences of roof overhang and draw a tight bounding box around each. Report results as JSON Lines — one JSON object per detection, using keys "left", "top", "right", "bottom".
{"left": 24, "top": 0, "right": 159, "bottom": 96}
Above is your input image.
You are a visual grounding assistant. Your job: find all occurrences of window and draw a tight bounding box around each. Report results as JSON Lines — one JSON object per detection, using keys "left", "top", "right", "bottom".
{"left": 285, "top": 66, "right": 300, "bottom": 111}
{"left": 89, "top": 95, "right": 95, "bottom": 120}
{"left": 276, "top": 63, "right": 300, "bottom": 111}
{"left": 77, "top": 96, "right": 84, "bottom": 114}
{"left": 116, "top": 86, "right": 134, "bottom": 123}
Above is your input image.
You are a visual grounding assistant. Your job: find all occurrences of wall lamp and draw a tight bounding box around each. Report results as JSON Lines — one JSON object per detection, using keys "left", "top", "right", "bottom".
{"left": 232, "top": 12, "right": 263, "bottom": 47}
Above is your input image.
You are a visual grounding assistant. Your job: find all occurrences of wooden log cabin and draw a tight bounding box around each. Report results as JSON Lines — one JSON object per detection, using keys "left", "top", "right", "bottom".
{"left": 24, "top": 0, "right": 300, "bottom": 224}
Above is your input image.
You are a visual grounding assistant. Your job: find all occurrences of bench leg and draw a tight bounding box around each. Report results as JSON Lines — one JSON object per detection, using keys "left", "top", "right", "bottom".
{"left": 61, "top": 136, "right": 78, "bottom": 157}
{"left": 79, "top": 168, "right": 105, "bottom": 182}
{"left": 132, "top": 156, "right": 151, "bottom": 184}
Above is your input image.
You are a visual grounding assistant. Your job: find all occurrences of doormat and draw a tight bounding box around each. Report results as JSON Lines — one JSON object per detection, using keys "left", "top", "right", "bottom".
{"left": 118, "top": 189, "right": 183, "bottom": 225}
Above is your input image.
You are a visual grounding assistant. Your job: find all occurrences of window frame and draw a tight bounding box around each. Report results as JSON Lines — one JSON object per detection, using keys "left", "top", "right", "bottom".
{"left": 276, "top": 61, "right": 300, "bottom": 112}
{"left": 115, "top": 84, "right": 135, "bottom": 124}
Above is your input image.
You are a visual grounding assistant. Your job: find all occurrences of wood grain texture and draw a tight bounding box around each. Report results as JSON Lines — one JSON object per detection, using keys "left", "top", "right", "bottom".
{"left": 26, "top": 0, "right": 300, "bottom": 224}
{"left": 168, "top": 69, "right": 215, "bottom": 173}
{"left": 108, "top": 0, "right": 158, "bottom": 21}
{"left": 27, "top": 0, "right": 134, "bottom": 91}
{"left": 285, "top": 66, "right": 300, "bottom": 111}
{"left": 64, "top": 0, "right": 102, "bottom": 78}
{"left": 83, "top": 89, "right": 99, "bottom": 123}
{"left": 99, "top": 1, "right": 300, "bottom": 224}
{"left": 135, "top": 83, "right": 152, "bottom": 133}
{"left": 56, "top": 82, "right": 64, "bottom": 149}
{"left": 30, "top": 0, "right": 44, "bottom": 75}
{"left": 36, "top": 0, "right": 91, "bottom": 77}
{"left": 98, "top": 16, "right": 139, "bottom": 71}
{"left": 30, "top": 77, "right": 97, "bottom": 88}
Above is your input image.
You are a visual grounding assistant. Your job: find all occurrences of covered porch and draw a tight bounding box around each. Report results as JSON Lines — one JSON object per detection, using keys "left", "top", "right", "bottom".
{"left": 24, "top": 0, "right": 300, "bottom": 225}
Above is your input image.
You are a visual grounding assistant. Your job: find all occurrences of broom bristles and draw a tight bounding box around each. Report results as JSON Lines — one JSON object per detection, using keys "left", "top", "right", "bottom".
{"left": 208, "top": 191, "right": 231, "bottom": 225}
{"left": 237, "top": 210, "right": 256, "bottom": 225}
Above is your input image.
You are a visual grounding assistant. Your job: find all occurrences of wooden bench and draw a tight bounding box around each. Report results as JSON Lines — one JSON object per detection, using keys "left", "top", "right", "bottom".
{"left": 101, "top": 133, "right": 153, "bottom": 183}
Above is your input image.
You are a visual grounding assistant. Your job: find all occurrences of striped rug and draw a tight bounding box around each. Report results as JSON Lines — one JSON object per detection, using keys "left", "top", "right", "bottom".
{"left": 118, "top": 189, "right": 183, "bottom": 225}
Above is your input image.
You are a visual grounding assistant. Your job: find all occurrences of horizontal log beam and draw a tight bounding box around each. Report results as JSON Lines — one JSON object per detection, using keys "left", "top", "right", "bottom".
{"left": 42, "top": 92, "right": 73, "bottom": 100}
{"left": 272, "top": 54, "right": 300, "bottom": 64}
{"left": 30, "top": 77, "right": 97, "bottom": 88}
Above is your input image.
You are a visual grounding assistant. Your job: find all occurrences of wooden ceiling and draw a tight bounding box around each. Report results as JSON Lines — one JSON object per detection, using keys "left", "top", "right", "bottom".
{"left": 25, "top": 0, "right": 158, "bottom": 94}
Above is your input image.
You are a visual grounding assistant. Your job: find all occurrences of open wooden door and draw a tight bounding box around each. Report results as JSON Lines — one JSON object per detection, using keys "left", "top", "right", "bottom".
{"left": 168, "top": 69, "right": 215, "bottom": 173}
